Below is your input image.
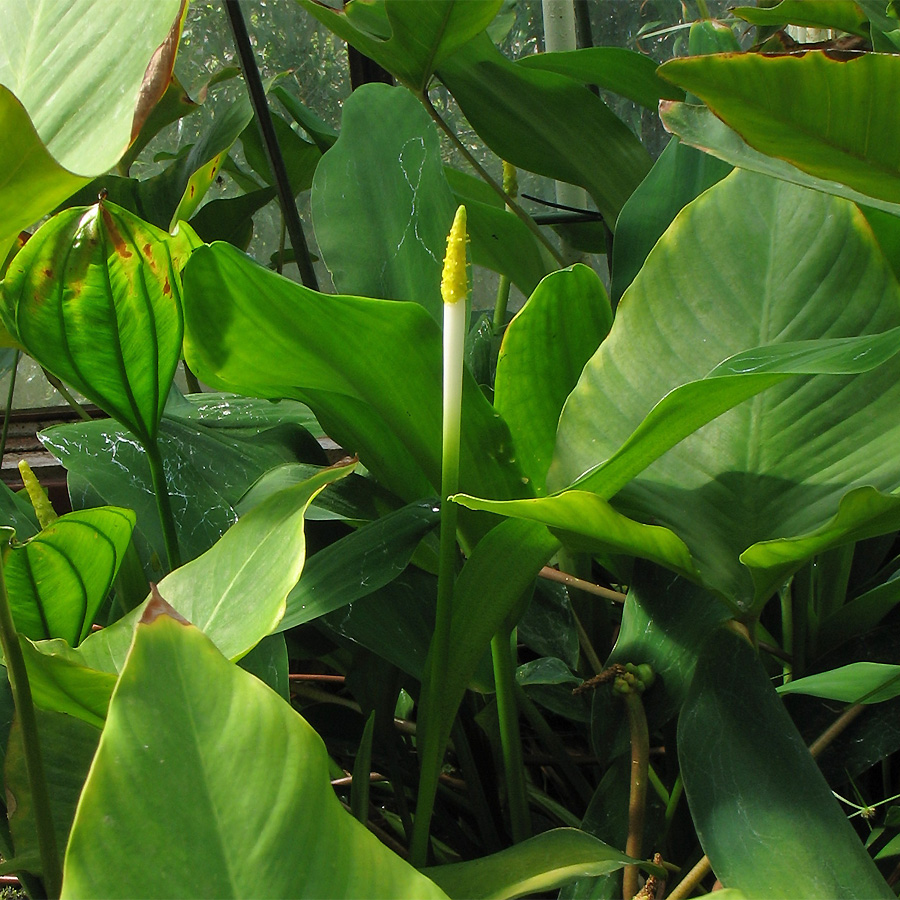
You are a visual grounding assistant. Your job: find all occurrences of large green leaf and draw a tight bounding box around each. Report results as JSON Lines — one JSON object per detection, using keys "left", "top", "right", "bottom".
{"left": 61, "top": 603, "right": 448, "bottom": 899}
{"left": 182, "top": 243, "right": 528, "bottom": 529}
{"left": 658, "top": 52, "right": 900, "bottom": 207}
{"left": 0, "top": 203, "right": 194, "bottom": 444}
{"left": 0, "top": 482, "right": 38, "bottom": 539}
{"left": 516, "top": 47, "right": 685, "bottom": 111}
{"left": 777, "top": 662, "right": 900, "bottom": 704}
{"left": 423, "top": 828, "right": 660, "bottom": 900}
{"left": 658, "top": 102, "right": 900, "bottom": 218}
{"left": 494, "top": 265, "right": 611, "bottom": 492}
{"left": 437, "top": 34, "right": 652, "bottom": 226}
{"left": 679, "top": 629, "right": 893, "bottom": 898}
{"left": 311, "top": 84, "right": 455, "bottom": 320}
{"left": 299, "top": 0, "right": 501, "bottom": 94}
{"left": 76, "top": 463, "right": 355, "bottom": 675}
{"left": 610, "top": 136, "right": 731, "bottom": 304}
{"left": 0, "top": 0, "right": 185, "bottom": 251}
{"left": 3, "top": 507, "right": 135, "bottom": 645}
{"left": 548, "top": 170, "right": 900, "bottom": 611}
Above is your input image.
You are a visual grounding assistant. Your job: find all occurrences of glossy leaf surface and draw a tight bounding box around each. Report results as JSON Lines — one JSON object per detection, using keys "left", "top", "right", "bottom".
{"left": 550, "top": 170, "right": 900, "bottom": 610}
{"left": 312, "top": 84, "right": 454, "bottom": 320}
{"left": 300, "top": 0, "right": 501, "bottom": 93}
{"left": 3, "top": 507, "right": 134, "bottom": 645}
{"left": 731, "top": 1, "right": 869, "bottom": 36}
{"left": 182, "top": 243, "right": 528, "bottom": 527}
{"left": 1, "top": 203, "right": 192, "bottom": 444}
{"left": 679, "top": 630, "right": 893, "bottom": 898}
{"left": 61, "top": 608, "right": 448, "bottom": 899}
{"left": 495, "top": 265, "right": 611, "bottom": 491}
{"left": 658, "top": 52, "right": 900, "bottom": 206}
{"left": 41, "top": 393, "right": 321, "bottom": 574}
{"left": 423, "top": 828, "right": 658, "bottom": 900}
{"left": 437, "top": 34, "right": 652, "bottom": 225}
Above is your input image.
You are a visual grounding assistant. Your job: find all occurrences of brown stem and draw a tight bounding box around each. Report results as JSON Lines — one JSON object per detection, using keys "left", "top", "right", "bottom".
{"left": 539, "top": 566, "right": 627, "bottom": 603}
{"left": 623, "top": 691, "right": 650, "bottom": 899}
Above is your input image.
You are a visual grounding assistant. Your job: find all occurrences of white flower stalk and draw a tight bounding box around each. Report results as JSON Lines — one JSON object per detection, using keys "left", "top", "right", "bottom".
{"left": 441, "top": 204, "right": 468, "bottom": 502}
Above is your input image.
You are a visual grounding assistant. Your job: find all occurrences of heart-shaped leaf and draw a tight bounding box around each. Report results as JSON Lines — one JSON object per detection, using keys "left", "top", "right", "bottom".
{"left": 311, "top": 84, "right": 455, "bottom": 321}
{"left": 3, "top": 507, "right": 135, "bottom": 645}
{"left": 0, "top": 202, "right": 195, "bottom": 445}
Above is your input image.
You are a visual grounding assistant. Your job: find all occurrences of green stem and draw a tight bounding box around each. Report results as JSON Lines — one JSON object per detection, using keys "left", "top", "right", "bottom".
{"left": 421, "top": 94, "right": 567, "bottom": 268}
{"left": 665, "top": 773, "right": 684, "bottom": 825}
{"left": 622, "top": 690, "right": 650, "bottom": 900}
{"left": 182, "top": 363, "right": 202, "bottom": 395}
{"left": 145, "top": 441, "right": 181, "bottom": 571}
{"left": 491, "top": 628, "right": 531, "bottom": 843}
{"left": 0, "top": 351, "right": 20, "bottom": 467}
{"left": 0, "top": 553, "right": 62, "bottom": 897}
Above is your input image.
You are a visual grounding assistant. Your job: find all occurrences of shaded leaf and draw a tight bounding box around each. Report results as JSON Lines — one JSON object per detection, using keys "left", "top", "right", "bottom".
{"left": 423, "top": 828, "right": 660, "bottom": 900}
{"left": 732, "top": 1, "right": 869, "bottom": 36}
{"left": 778, "top": 662, "right": 900, "bottom": 704}
{"left": 679, "top": 629, "right": 892, "bottom": 898}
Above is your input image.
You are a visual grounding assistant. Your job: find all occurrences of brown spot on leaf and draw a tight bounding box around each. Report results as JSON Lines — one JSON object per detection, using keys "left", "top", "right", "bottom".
{"left": 163, "top": 276, "right": 171, "bottom": 296}
{"left": 141, "top": 583, "right": 191, "bottom": 626}
{"left": 189, "top": 184, "right": 196, "bottom": 197}
{"left": 101, "top": 206, "right": 133, "bottom": 259}
{"left": 42, "top": 269, "right": 53, "bottom": 279}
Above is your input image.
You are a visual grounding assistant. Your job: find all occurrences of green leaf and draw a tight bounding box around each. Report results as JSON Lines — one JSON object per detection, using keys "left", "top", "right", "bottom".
{"left": 278, "top": 500, "right": 440, "bottom": 631}
{"left": 423, "top": 828, "right": 659, "bottom": 900}
{"left": 238, "top": 632, "right": 289, "bottom": 701}
{"left": 732, "top": 1, "right": 869, "bottom": 36}
{"left": 610, "top": 137, "right": 731, "bottom": 304}
{"left": 0, "top": 482, "right": 38, "bottom": 539}
{"left": 679, "top": 629, "right": 893, "bottom": 898}
{"left": 816, "top": 569, "right": 900, "bottom": 656}
{"left": 495, "top": 265, "right": 611, "bottom": 491}
{"left": 778, "top": 662, "right": 900, "bottom": 704}
{"left": 311, "top": 84, "right": 455, "bottom": 320}
{"left": 41, "top": 397, "right": 320, "bottom": 573}
{"left": 61, "top": 605, "right": 449, "bottom": 899}
{"left": 437, "top": 34, "right": 652, "bottom": 226}
{"left": 0, "top": 202, "right": 193, "bottom": 444}
{"left": 516, "top": 47, "right": 685, "bottom": 110}
{"left": 550, "top": 170, "right": 900, "bottom": 611}
{"left": 3, "top": 507, "right": 135, "bottom": 645}
{"left": 658, "top": 52, "right": 900, "bottom": 206}
{"left": 0, "top": 88, "right": 88, "bottom": 257}
{"left": 189, "top": 187, "right": 276, "bottom": 250}
{"left": 300, "top": 0, "right": 502, "bottom": 93}
{"left": 0, "top": 0, "right": 185, "bottom": 176}
{"left": 77, "top": 463, "right": 356, "bottom": 675}
{"left": 658, "top": 102, "right": 900, "bottom": 218}
{"left": 453, "top": 492, "right": 699, "bottom": 581}
{"left": 6, "top": 709, "right": 100, "bottom": 878}
{"left": 241, "top": 111, "right": 321, "bottom": 196}
{"left": 182, "top": 243, "right": 528, "bottom": 529}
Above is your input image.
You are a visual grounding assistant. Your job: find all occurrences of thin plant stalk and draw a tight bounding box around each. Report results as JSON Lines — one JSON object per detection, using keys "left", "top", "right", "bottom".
{"left": 0, "top": 552, "right": 62, "bottom": 898}
{"left": 0, "top": 351, "right": 20, "bottom": 467}
{"left": 491, "top": 628, "right": 531, "bottom": 842}
{"left": 493, "top": 162, "right": 518, "bottom": 335}
{"left": 410, "top": 206, "right": 468, "bottom": 866}
{"left": 144, "top": 441, "right": 181, "bottom": 571}
{"left": 622, "top": 690, "right": 650, "bottom": 899}
{"left": 421, "top": 94, "right": 566, "bottom": 268}
{"left": 41, "top": 369, "right": 91, "bottom": 421}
